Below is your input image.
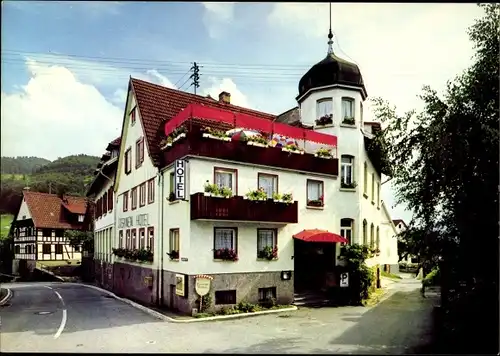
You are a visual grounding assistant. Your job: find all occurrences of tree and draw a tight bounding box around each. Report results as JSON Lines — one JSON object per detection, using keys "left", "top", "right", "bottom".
{"left": 64, "top": 230, "right": 94, "bottom": 253}
{"left": 371, "top": 4, "right": 499, "bottom": 353}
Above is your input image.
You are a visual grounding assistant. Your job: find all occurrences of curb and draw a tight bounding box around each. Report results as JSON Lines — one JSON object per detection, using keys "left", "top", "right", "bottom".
{"left": 71, "top": 283, "right": 297, "bottom": 323}
{"left": 0, "top": 288, "right": 12, "bottom": 306}
{"left": 36, "top": 267, "right": 65, "bottom": 282}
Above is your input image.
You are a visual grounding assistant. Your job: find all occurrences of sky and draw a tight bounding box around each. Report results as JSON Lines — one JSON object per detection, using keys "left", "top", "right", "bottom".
{"left": 0, "top": 2, "right": 485, "bottom": 223}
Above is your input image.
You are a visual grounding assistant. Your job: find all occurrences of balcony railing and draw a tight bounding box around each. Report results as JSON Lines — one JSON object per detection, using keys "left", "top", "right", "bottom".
{"left": 190, "top": 193, "right": 298, "bottom": 223}
{"left": 161, "top": 124, "right": 339, "bottom": 176}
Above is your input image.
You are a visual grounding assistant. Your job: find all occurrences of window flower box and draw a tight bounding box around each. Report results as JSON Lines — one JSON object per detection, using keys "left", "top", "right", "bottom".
{"left": 307, "top": 195, "right": 324, "bottom": 207}
{"left": 282, "top": 144, "right": 304, "bottom": 154}
{"left": 172, "top": 132, "right": 186, "bottom": 143}
{"left": 245, "top": 134, "right": 269, "bottom": 148}
{"left": 342, "top": 117, "right": 355, "bottom": 125}
{"left": 314, "top": 147, "right": 333, "bottom": 159}
{"left": 201, "top": 127, "right": 231, "bottom": 141}
{"left": 213, "top": 248, "right": 238, "bottom": 261}
{"left": 247, "top": 141, "right": 268, "bottom": 148}
{"left": 203, "top": 181, "right": 233, "bottom": 198}
{"left": 203, "top": 133, "right": 231, "bottom": 141}
{"left": 167, "top": 250, "right": 179, "bottom": 260}
{"left": 315, "top": 114, "right": 333, "bottom": 126}
{"left": 341, "top": 181, "right": 357, "bottom": 189}
{"left": 245, "top": 188, "right": 268, "bottom": 201}
{"left": 257, "top": 246, "right": 278, "bottom": 260}
{"left": 281, "top": 193, "right": 293, "bottom": 204}
{"left": 113, "top": 248, "right": 153, "bottom": 263}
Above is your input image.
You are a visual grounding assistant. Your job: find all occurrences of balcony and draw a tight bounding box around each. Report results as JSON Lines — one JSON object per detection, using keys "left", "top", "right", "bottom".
{"left": 162, "top": 124, "right": 339, "bottom": 176}
{"left": 190, "top": 193, "right": 298, "bottom": 224}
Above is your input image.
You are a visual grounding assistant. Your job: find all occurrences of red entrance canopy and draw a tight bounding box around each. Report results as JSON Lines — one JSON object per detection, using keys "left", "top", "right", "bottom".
{"left": 293, "top": 229, "right": 348, "bottom": 243}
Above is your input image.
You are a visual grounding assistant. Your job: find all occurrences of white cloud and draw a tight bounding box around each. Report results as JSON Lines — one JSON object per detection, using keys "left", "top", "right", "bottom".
{"left": 202, "top": 2, "right": 235, "bottom": 39}
{"left": 146, "top": 69, "right": 176, "bottom": 89}
{"left": 1, "top": 59, "right": 123, "bottom": 161}
{"left": 202, "top": 77, "right": 250, "bottom": 108}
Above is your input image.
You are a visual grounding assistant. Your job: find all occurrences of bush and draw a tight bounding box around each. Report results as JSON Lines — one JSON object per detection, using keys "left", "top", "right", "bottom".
{"left": 422, "top": 267, "right": 440, "bottom": 287}
{"left": 340, "top": 244, "right": 375, "bottom": 304}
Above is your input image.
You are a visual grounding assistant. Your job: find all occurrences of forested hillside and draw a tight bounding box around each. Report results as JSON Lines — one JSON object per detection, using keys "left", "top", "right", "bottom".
{"left": 0, "top": 154, "right": 100, "bottom": 215}
{"left": 0, "top": 156, "right": 51, "bottom": 174}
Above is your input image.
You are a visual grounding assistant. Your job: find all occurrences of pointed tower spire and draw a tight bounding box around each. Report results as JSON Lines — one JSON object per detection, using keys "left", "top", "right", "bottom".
{"left": 327, "top": 2, "right": 334, "bottom": 55}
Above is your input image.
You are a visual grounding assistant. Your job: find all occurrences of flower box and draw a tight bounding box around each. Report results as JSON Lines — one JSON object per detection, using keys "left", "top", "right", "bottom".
{"left": 202, "top": 133, "right": 231, "bottom": 141}
{"left": 213, "top": 248, "right": 238, "bottom": 261}
{"left": 314, "top": 153, "right": 333, "bottom": 159}
{"left": 160, "top": 143, "right": 172, "bottom": 150}
{"left": 282, "top": 148, "right": 304, "bottom": 154}
{"left": 172, "top": 133, "right": 186, "bottom": 143}
{"left": 247, "top": 141, "right": 268, "bottom": 148}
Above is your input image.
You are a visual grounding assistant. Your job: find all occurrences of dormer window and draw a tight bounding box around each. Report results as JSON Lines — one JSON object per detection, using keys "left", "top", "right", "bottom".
{"left": 342, "top": 97, "right": 355, "bottom": 125}
{"left": 315, "top": 98, "right": 333, "bottom": 126}
{"left": 78, "top": 214, "right": 85, "bottom": 222}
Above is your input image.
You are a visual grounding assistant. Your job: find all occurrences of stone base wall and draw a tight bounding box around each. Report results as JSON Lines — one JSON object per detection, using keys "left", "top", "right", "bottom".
{"left": 94, "top": 260, "right": 114, "bottom": 291}
{"left": 113, "top": 261, "right": 158, "bottom": 306}
{"left": 161, "top": 270, "right": 294, "bottom": 315}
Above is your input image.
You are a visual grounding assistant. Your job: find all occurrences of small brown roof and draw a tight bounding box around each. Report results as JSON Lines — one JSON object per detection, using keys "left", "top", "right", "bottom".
{"left": 130, "top": 77, "right": 276, "bottom": 166}
{"left": 106, "top": 137, "right": 121, "bottom": 151}
{"left": 276, "top": 106, "right": 300, "bottom": 125}
{"left": 22, "top": 191, "right": 87, "bottom": 229}
{"left": 392, "top": 219, "right": 407, "bottom": 228}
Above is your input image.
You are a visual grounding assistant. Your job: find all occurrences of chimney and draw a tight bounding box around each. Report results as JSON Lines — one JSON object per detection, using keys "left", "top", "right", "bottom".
{"left": 218, "top": 91, "right": 231, "bottom": 104}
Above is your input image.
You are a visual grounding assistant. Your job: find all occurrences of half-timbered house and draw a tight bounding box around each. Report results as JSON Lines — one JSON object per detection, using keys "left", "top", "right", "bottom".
{"left": 11, "top": 190, "right": 88, "bottom": 275}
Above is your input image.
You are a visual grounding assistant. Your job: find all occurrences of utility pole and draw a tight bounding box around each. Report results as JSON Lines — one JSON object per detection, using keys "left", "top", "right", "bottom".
{"left": 189, "top": 62, "right": 201, "bottom": 95}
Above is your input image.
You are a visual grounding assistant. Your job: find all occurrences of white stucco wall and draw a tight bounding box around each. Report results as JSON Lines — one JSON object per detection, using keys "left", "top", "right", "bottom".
{"left": 114, "top": 90, "right": 160, "bottom": 268}
{"left": 94, "top": 170, "right": 116, "bottom": 263}
{"left": 17, "top": 198, "right": 32, "bottom": 221}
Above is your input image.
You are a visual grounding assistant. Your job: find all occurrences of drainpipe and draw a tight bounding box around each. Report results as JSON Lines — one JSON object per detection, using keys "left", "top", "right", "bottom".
{"left": 157, "top": 170, "right": 165, "bottom": 306}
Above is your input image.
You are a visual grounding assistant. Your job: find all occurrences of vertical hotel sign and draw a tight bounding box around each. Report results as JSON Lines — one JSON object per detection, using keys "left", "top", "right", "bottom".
{"left": 175, "top": 159, "right": 186, "bottom": 200}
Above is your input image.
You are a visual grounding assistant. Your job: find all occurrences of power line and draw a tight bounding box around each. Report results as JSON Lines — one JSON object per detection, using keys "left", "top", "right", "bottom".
{"left": 173, "top": 69, "right": 192, "bottom": 87}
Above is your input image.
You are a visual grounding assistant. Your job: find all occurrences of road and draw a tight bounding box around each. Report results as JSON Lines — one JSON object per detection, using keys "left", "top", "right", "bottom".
{"left": 0, "top": 278, "right": 435, "bottom": 354}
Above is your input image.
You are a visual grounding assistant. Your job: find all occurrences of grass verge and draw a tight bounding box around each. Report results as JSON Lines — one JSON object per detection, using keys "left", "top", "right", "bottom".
{"left": 194, "top": 303, "right": 293, "bottom": 319}
{"left": 381, "top": 271, "right": 402, "bottom": 280}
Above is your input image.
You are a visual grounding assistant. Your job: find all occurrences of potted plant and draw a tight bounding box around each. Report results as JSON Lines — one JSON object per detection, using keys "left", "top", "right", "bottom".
{"left": 167, "top": 250, "right": 179, "bottom": 260}
{"left": 214, "top": 248, "right": 238, "bottom": 261}
{"left": 159, "top": 136, "right": 173, "bottom": 150}
{"left": 257, "top": 246, "right": 278, "bottom": 260}
{"left": 168, "top": 191, "right": 176, "bottom": 202}
{"left": 314, "top": 147, "right": 333, "bottom": 159}
{"left": 282, "top": 193, "right": 293, "bottom": 204}
{"left": 282, "top": 143, "right": 304, "bottom": 154}
{"left": 307, "top": 195, "right": 324, "bottom": 207}
{"left": 315, "top": 114, "right": 333, "bottom": 126}
{"left": 220, "top": 186, "right": 233, "bottom": 198}
{"left": 245, "top": 134, "right": 269, "bottom": 148}
{"left": 341, "top": 181, "right": 357, "bottom": 189}
{"left": 112, "top": 247, "right": 126, "bottom": 258}
{"left": 172, "top": 125, "right": 187, "bottom": 142}
{"left": 245, "top": 187, "right": 268, "bottom": 201}
{"left": 204, "top": 181, "right": 220, "bottom": 196}
{"left": 272, "top": 192, "right": 282, "bottom": 202}
{"left": 201, "top": 127, "right": 231, "bottom": 142}
{"left": 342, "top": 117, "right": 355, "bottom": 125}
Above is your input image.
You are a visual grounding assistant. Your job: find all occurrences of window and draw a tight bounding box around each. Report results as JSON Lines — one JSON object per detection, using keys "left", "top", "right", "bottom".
{"left": 371, "top": 173, "right": 375, "bottom": 202}
{"left": 258, "top": 287, "right": 277, "bottom": 302}
{"left": 43, "top": 244, "right": 51, "bottom": 254}
{"left": 258, "top": 173, "right": 278, "bottom": 199}
{"left": 131, "top": 187, "right": 138, "bottom": 210}
{"left": 362, "top": 219, "right": 368, "bottom": 245}
{"left": 130, "top": 106, "right": 136, "bottom": 125}
{"left": 148, "top": 179, "right": 155, "bottom": 204}
{"left": 360, "top": 102, "right": 364, "bottom": 122}
{"left": 78, "top": 214, "right": 85, "bottom": 222}
{"left": 124, "top": 148, "right": 132, "bottom": 174}
{"left": 377, "top": 182, "right": 380, "bottom": 208}
{"left": 55, "top": 244, "right": 63, "bottom": 255}
{"left": 55, "top": 229, "right": 64, "bottom": 238}
{"left": 376, "top": 226, "right": 380, "bottom": 251}
{"left": 22, "top": 215, "right": 26, "bottom": 220}
{"left": 43, "top": 228, "right": 52, "bottom": 237}
{"left": 214, "top": 228, "right": 237, "bottom": 256}
{"left": 342, "top": 97, "right": 355, "bottom": 120}
{"left": 147, "top": 227, "right": 154, "bottom": 253}
{"left": 169, "top": 172, "right": 175, "bottom": 194}
{"left": 341, "top": 155, "right": 354, "bottom": 186}
{"left": 370, "top": 223, "right": 375, "bottom": 249}
{"left": 169, "top": 229, "right": 180, "bottom": 256}
{"left": 316, "top": 98, "right": 333, "bottom": 121}
{"left": 75, "top": 245, "right": 80, "bottom": 252}
{"left": 136, "top": 137, "right": 144, "bottom": 168}
{"left": 215, "top": 290, "right": 236, "bottom": 305}
{"left": 139, "top": 183, "right": 146, "bottom": 207}
{"left": 257, "top": 229, "right": 277, "bottom": 255}
{"left": 131, "top": 229, "right": 137, "bottom": 249}
{"left": 214, "top": 168, "right": 237, "bottom": 194}
{"left": 122, "top": 191, "right": 129, "bottom": 212}
{"left": 340, "top": 218, "right": 353, "bottom": 245}
{"left": 103, "top": 192, "right": 108, "bottom": 213}
{"left": 108, "top": 187, "right": 114, "bottom": 211}
{"left": 14, "top": 245, "right": 20, "bottom": 254}
{"left": 126, "top": 229, "right": 131, "bottom": 249}
{"left": 119, "top": 230, "right": 124, "bottom": 248}
{"left": 139, "top": 228, "right": 145, "bottom": 249}
{"left": 306, "top": 179, "right": 324, "bottom": 207}
{"left": 363, "top": 162, "right": 368, "bottom": 195}
{"left": 26, "top": 245, "right": 32, "bottom": 254}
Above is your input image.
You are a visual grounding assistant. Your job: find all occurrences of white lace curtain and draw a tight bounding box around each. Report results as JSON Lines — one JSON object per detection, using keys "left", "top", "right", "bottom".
{"left": 258, "top": 175, "right": 276, "bottom": 198}
{"left": 307, "top": 181, "right": 322, "bottom": 200}
{"left": 317, "top": 99, "right": 333, "bottom": 119}
{"left": 215, "top": 172, "right": 232, "bottom": 190}
{"left": 215, "top": 229, "right": 234, "bottom": 250}
{"left": 257, "top": 230, "right": 275, "bottom": 251}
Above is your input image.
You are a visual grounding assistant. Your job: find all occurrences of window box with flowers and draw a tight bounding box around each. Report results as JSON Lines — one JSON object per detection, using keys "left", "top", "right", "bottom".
{"left": 307, "top": 196, "right": 324, "bottom": 207}
{"left": 203, "top": 181, "right": 233, "bottom": 198}
{"left": 201, "top": 127, "right": 231, "bottom": 141}
{"left": 113, "top": 248, "right": 153, "bottom": 263}
{"left": 213, "top": 248, "right": 238, "bottom": 261}
{"left": 282, "top": 143, "right": 304, "bottom": 154}
{"left": 257, "top": 246, "right": 278, "bottom": 261}
{"left": 270, "top": 192, "right": 293, "bottom": 204}
{"left": 342, "top": 117, "right": 355, "bottom": 126}
{"left": 341, "top": 181, "right": 357, "bottom": 189}
{"left": 245, "top": 187, "right": 268, "bottom": 201}
{"left": 159, "top": 136, "right": 172, "bottom": 150}
{"left": 167, "top": 250, "right": 179, "bottom": 261}
{"left": 245, "top": 134, "right": 269, "bottom": 148}
{"left": 315, "top": 114, "right": 333, "bottom": 126}
{"left": 160, "top": 126, "right": 188, "bottom": 150}
{"left": 314, "top": 147, "right": 334, "bottom": 159}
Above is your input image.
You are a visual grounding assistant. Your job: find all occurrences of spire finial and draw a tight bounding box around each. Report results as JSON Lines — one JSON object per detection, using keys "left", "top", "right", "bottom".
{"left": 327, "top": 2, "right": 333, "bottom": 55}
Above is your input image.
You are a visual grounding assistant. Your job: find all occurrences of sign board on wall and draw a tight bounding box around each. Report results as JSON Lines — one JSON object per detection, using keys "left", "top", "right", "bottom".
{"left": 174, "top": 160, "right": 186, "bottom": 200}
{"left": 175, "top": 273, "right": 186, "bottom": 296}
{"left": 117, "top": 214, "right": 149, "bottom": 228}
{"left": 194, "top": 274, "right": 213, "bottom": 296}
{"left": 340, "top": 272, "right": 349, "bottom": 288}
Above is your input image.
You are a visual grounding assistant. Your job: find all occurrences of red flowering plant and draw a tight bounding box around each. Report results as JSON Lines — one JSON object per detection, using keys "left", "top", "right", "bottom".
{"left": 214, "top": 248, "right": 238, "bottom": 261}
{"left": 257, "top": 246, "right": 278, "bottom": 260}
{"left": 307, "top": 194, "right": 324, "bottom": 207}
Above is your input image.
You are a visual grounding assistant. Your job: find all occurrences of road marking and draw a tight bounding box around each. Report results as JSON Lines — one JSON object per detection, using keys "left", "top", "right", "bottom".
{"left": 45, "top": 286, "right": 67, "bottom": 339}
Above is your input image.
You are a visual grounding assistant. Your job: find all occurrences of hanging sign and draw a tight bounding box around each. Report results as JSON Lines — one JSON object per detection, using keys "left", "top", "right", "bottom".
{"left": 174, "top": 160, "right": 186, "bottom": 200}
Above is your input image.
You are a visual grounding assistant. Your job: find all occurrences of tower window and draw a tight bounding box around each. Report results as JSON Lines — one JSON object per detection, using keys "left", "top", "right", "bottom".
{"left": 342, "top": 97, "right": 355, "bottom": 125}
{"left": 316, "top": 99, "right": 333, "bottom": 125}
{"left": 340, "top": 155, "right": 354, "bottom": 187}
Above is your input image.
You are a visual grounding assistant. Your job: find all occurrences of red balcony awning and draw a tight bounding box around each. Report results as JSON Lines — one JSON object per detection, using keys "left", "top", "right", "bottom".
{"left": 293, "top": 229, "right": 348, "bottom": 243}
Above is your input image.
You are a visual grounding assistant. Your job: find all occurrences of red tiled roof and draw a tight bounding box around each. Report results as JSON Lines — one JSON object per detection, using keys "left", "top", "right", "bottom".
{"left": 22, "top": 191, "right": 88, "bottom": 229}
{"left": 130, "top": 77, "right": 276, "bottom": 166}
